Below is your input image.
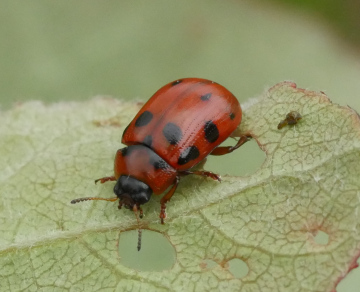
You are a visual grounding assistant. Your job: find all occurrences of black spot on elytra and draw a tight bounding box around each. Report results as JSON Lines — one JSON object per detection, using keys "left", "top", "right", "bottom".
{"left": 171, "top": 80, "right": 183, "bottom": 86}
{"left": 163, "top": 122, "right": 182, "bottom": 145}
{"left": 135, "top": 111, "right": 153, "bottom": 127}
{"left": 143, "top": 135, "right": 153, "bottom": 147}
{"left": 204, "top": 121, "right": 219, "bottom": 143}
{"left": 178, "top": 146, "right": 200, "bottom": 165}
{"left": 230, "top": 113, "right": 235, "bottom": 120}
{"left": 200, "top": 93, "right": 212, "bottom": 101}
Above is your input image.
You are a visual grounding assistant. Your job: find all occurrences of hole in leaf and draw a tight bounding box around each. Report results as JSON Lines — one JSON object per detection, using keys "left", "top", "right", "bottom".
{"left": 206, "top": 138, "right": 265, "bottom": 176}
{"left": 336, "top": 257, "right": 360, "bottom": 292}
{"left": 118, "top": 229, "right": 175, "bottom": 271}
{"left": 227, "top": 258, "right": 249, "bottom": 279}
{"left": 314, "top": 230, "right": 329, "bottom": 245}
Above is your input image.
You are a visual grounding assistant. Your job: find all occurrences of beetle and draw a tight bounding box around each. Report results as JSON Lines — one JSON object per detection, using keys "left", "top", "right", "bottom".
{"left": 71, "top": 78, "right": 250, "bottom": 250}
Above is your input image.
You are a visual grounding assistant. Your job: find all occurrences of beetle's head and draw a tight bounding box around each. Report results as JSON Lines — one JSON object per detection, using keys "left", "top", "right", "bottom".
{"left": 114, "top": 175, "right": 152, "bottom": 209}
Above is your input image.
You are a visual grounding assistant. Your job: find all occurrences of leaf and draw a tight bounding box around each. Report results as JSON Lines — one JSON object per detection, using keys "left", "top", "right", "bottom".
{"left": 1, "top": 82, "right": 360, "bottom": 291}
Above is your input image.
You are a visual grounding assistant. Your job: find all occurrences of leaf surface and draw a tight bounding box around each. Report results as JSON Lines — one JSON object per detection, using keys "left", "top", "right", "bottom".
{"left": 1, "top": 83, "right": 360, "bottom": 291}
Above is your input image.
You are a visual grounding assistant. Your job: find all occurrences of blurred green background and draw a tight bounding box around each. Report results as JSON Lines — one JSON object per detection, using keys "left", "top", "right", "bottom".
{"left": 1, "top": 0, "right": 360, "bottom": 111}
{"left": 1, "top": 1, "right": 359, "bottom": 290}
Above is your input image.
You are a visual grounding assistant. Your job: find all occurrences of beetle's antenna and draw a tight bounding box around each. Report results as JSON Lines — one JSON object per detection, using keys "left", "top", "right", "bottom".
{"left": 133, "top": 205, "right": 142, "bottom": 251}
{"left": 70, "top": 197, "right": 118, "bottom": 204}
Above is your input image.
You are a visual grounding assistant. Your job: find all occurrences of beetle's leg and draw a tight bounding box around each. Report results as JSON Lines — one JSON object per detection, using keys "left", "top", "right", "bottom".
{"left": 94, "top": 176, "right": 116, "bottom": 184}
{"left": 180, "top": 170, "right": 221, "bottom": 182}
{"left": 210, "top": 135, "right": 251, "bottom": 156}
{"left": 160, "top": 176, "right": 180, "bottom": 224}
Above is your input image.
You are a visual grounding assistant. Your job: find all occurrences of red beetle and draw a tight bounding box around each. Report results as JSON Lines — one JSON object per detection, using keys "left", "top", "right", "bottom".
{"left": 71, "top": 78, "right": 250, "bottom": 250}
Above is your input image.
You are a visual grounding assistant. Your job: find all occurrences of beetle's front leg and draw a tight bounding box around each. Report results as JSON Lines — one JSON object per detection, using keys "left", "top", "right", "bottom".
{"left": 159, "top": 176, "right": 180, "bottom": 224}
{"left": 94, "top": 176, "right": 116, "bottom": 184}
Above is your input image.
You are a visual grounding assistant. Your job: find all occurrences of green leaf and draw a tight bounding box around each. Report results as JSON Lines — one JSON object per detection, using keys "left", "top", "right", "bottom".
{"left": 1, "top": 82, "right": 360, "bottom": 291}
